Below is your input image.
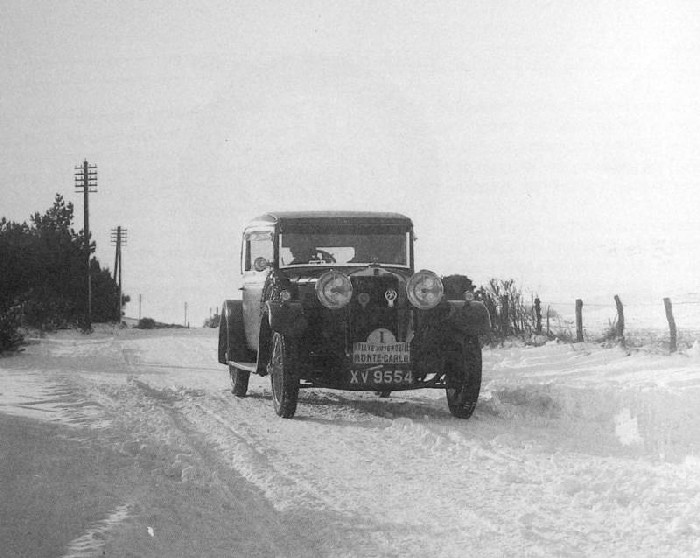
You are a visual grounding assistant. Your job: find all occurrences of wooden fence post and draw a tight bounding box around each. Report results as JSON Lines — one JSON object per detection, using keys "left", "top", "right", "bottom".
{"left": 614, "top": 295, "right": 625, "bottom": 343}
{"left": 534, "top": 297, "right": 542, "bottom": 334}
{"left": 664, "top": 297, "right": 677, "bottom": 353}
{"left": 575, "top": 299, "right": 584, "bottom": 342}
{"left": 546, "top": 305, "right": 551, "bottom": 337}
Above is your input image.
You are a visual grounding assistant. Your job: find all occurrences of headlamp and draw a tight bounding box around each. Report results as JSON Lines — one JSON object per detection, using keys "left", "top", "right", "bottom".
{"left": 406, "top": 270, "right": 443, "bottom": 309}
{"left": 315, "top": 271, "right": 353, "bottom": 309}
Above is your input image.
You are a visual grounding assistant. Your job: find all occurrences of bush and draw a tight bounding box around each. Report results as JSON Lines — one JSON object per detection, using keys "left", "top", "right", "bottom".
{"left": 0, "top": 307, "right": 24, "bottom": 353}
{"left": 21, "top": 293, "right": 75, "bottom": 330}
{"left": 552, "top": 328, "right": 576, "bottom": 343}
{"left": 1, "top": 195, "right": 126, "bottom": 329}
{"left": 203, "top": 314, "right": 221, "bottom": 328}
{"left": 597, "top": 319, "right": 619, "bottom": 343}
{"left": 471, "top": 277, "right": 558, "bottom": 343}
{"left": 137, "top": 317, "right": 156, "bottom": 329}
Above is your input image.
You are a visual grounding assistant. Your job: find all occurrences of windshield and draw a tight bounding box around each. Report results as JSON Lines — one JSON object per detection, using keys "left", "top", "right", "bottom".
{"left": 280, "top": 232, "right": 410, "bottom": 267}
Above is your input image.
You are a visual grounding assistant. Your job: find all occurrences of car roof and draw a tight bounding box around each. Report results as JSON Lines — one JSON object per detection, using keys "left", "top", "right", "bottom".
{"left": 247, "top": 211, "right": 413, "bottom": 229}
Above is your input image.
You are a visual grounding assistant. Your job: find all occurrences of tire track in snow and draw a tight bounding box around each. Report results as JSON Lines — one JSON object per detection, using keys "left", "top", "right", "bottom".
{"left": 95, "top": 331, "right": 700, "bottom": 556}
{"left": 171, "top": 390, "right": 508, "bottom": 555}
{"left": 104, "top": 379, "right": 351, "bottom": 556}
{"left": 128, "top": 379, "right": 493, "bottom": 556}
{"left": 133, "top": 357, "right": 621, "bottom": 556}
{"left": 120, "top": 378, "right": 700, "bottom": 557}
{"left": 60, "top": 505, "right": 130, "bottom": 558}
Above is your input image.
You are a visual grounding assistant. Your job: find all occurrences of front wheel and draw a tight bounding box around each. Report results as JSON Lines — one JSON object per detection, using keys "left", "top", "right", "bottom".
{"left": 445, "top": 336, "right": 482, "bottom": 419}
{"left": 229, "top": 365, "right": 250, "bottom": 398}
{"left": 267, "top": 332, "right": 299, "bottom": 418}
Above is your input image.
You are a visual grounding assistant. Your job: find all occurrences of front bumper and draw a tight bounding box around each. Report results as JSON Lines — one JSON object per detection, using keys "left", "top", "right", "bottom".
{"left": 301, "top": 361, "right": 449, "bottom": 391}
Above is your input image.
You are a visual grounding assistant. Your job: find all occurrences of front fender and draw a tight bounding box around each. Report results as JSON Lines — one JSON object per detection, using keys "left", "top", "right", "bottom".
{"left": 445, "top": 300, "right": 491, "bottom": 336}
{"left": 266, "top": 301, "right": 308, "bottom": 337}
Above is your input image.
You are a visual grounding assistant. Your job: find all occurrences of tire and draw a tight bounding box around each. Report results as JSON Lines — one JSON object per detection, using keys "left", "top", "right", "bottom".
{"left": 267, "top": 332, "right": 299, "bottom": 418}
{"left": 445, "top": 336, "right": 482, "bottom": 419}
{"left": 229, "top": 365, "right": 250, "bottom": 398}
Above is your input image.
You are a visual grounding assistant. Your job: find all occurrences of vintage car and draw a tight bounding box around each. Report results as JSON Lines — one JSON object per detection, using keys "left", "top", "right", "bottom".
{"left": 218, "top": 211, "right": 490, "bottom": 419}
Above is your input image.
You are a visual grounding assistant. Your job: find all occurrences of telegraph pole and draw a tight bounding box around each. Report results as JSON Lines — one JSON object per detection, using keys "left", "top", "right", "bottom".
{"left": 75, "top": 160, "right": 97, "bottom": 330}
{"left": 110, "top": 226, "right": 128, "bottom": 322}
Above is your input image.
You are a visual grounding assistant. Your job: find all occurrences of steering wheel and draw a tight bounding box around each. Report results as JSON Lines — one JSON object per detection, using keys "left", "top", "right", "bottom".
{"left": 311, "top": 250, "right": 336, "bottom": 263}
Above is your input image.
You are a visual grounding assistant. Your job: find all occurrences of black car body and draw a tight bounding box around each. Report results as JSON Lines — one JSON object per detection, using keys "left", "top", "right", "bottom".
{"left": 218, "top": 211, "right": 490, "bottom": 418}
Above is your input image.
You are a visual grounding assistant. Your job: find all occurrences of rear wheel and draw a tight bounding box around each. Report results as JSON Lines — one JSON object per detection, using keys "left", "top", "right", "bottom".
{"left": 445, "top": 336, "right": 482, "bottom": 419}
{"left": 268, "top": 332, "right": 299, "bottom": 418}
{"left": 229, "top": 365, "right": 250, "bottom": 398}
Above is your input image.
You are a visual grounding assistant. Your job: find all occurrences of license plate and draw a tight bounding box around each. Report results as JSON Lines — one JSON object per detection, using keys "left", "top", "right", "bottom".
{"left": 352, "top": 342, "right": 410, "bottom": 364}
{"left": 349, "top": 369, "right": 414, "bottom": 386}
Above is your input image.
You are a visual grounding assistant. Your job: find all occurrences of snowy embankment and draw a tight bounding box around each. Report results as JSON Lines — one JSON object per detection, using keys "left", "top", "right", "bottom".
{"left": 483, "top": 340, "right": 700, "bottom": 462}
{"left": 2, "top": 328, "right": 700, "bottom": 556}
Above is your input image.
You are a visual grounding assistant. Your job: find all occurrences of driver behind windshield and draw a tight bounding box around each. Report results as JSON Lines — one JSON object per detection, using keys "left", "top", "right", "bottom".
{"left": 289, "top": 240, "right": 316, "bottom": 265}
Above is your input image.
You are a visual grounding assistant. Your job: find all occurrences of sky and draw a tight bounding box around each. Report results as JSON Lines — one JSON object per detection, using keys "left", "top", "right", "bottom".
{"left": 2, "top": 1, "right": 700, "bottom": 326}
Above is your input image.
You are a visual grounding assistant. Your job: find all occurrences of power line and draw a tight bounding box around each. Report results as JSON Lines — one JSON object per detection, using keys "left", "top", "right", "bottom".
{"left": 546, "top": 300, "right": 700, "bottom": 308}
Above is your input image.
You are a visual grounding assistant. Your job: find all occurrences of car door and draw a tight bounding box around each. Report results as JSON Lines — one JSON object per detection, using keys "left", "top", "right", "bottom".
{"left": 241, "top": 228, "right": 275, "bottom": 351}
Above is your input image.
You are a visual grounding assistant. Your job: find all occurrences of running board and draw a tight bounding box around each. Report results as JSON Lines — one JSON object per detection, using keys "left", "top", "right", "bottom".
{"left": 226, "top": 361, "right": 257, "bottom": 373}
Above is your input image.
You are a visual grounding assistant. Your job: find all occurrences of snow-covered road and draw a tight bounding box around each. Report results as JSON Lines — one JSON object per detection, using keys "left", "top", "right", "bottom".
{"left": 2, "top": 327, "right": 700, "bottom": 556}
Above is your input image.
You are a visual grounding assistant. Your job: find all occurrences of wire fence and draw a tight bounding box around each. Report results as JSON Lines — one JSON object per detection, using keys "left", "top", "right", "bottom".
{"left": 542, "top": 295, "right": 700, "bottom": 348}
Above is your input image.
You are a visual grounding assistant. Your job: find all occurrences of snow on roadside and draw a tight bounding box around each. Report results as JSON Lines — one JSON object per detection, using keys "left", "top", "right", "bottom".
{"left": 480, "top": 340, "right": 700, "bottom": 462}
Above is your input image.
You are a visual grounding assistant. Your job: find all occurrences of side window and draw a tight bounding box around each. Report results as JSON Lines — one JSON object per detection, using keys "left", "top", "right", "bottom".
{"left": 243, "top": 230, "right": 274, "bottom": 272}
